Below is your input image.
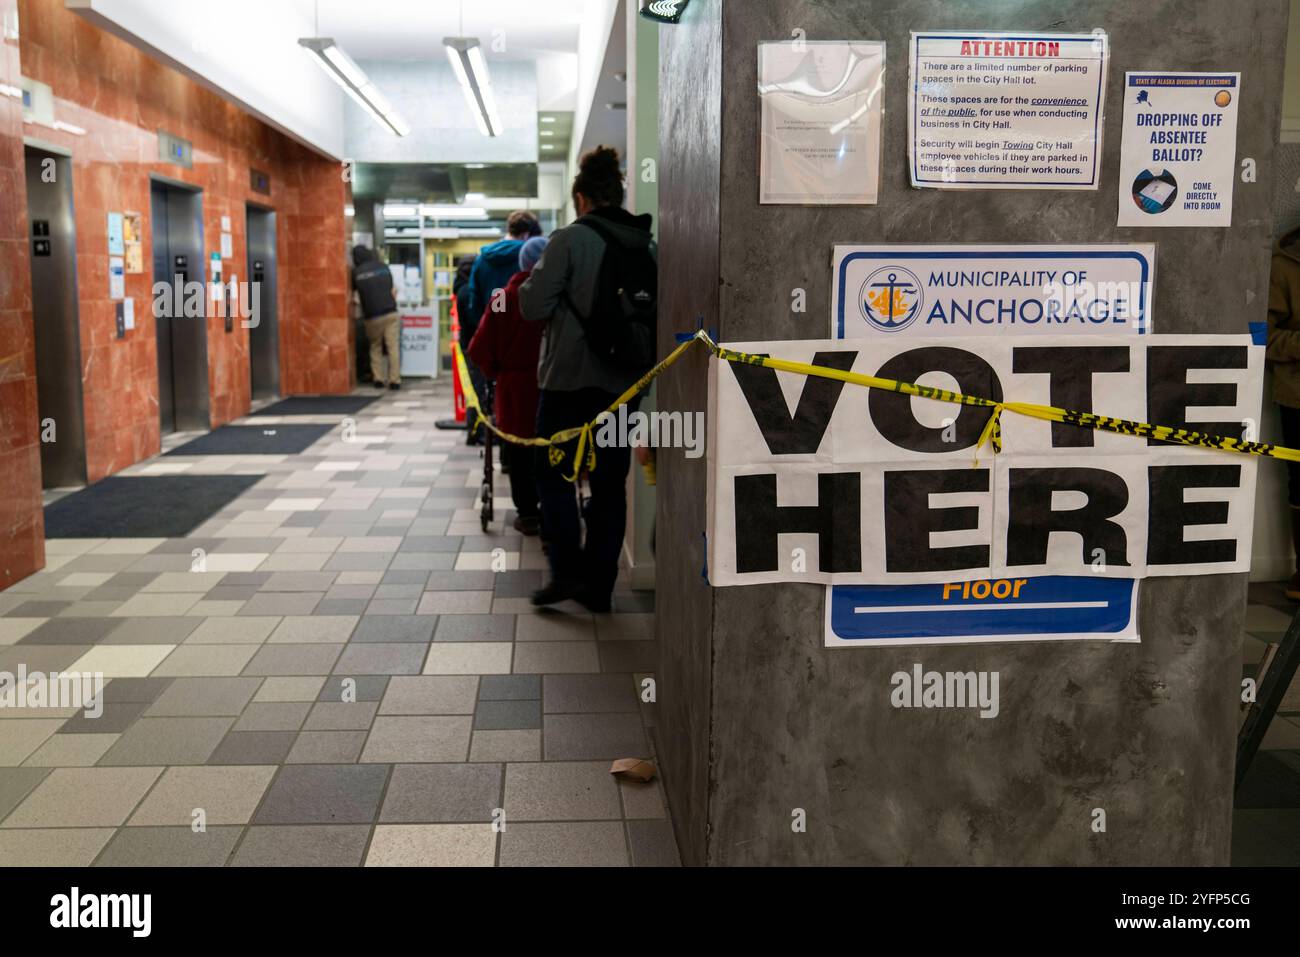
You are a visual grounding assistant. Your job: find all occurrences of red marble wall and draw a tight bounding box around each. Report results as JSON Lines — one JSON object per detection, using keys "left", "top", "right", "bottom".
{"left": 17, "top": 0, "right": 351, "bottom": 483}
{"left": 0, "top": 0, "right": 44, "bottom": 588}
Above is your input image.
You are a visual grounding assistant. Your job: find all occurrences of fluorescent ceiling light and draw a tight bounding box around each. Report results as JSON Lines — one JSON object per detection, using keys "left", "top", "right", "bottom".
{"left": 463, "top": 192, "right": 486, "bottom": 201}
{"left": 540, "top": 116, "right": 556, "bottom": 123}
{"left": 540, "top": 130, "right": 554, "bottom": 137}
{"left": 299, "top": 37, "right": 409, "bottom": 137}
{"left": 383, "top": 205, "right": 418, "bottom": 217}
{"left": 444, "top": 37, "right": 501, "bottom": 137}
{"left": 420, "top": 205, "right": 488, "bottom": 219}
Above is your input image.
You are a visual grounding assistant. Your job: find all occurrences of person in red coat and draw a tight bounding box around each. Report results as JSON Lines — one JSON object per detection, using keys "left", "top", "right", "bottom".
{"left": 468, "top": 236, "right": 548, "bottom": 535}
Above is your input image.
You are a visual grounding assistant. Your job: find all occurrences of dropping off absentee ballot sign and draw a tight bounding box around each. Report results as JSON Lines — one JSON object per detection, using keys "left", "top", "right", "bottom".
{"left": 1117, "top": 71, "right": 1241, "bottom": 227}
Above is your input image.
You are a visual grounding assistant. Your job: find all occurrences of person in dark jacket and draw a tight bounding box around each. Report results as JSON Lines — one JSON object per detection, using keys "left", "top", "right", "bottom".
{"left": 520, "top": 146, "right": 654, "bottom": 613}
{"left": 452, "top": 254, "right": 476, "bottom": 339}
{"left": 351, "top": 245, "right": 402, "bottom": 390}
{"left": 467, "top": 236, "right": 548, "bottom": 535}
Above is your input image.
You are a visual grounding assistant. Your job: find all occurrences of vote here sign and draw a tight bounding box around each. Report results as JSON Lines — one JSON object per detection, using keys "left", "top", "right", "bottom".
{"left": 705, "top": 335, "right": 1263, "bottom": 587}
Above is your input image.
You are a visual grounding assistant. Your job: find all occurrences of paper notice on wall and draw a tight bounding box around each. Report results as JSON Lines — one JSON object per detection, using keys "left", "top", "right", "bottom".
{"left": 221, "top": 232, "right": 233, "bottom": 258}
{"left": 1117, "top": 72, "right": 1240, "bottom": 227}
{"left": 758, "top": 40, "right": 885, "bottom": 205}
{"left": 107, "top": 212, "right": 124, "bottom": 255}
{"left": 908, "top": 31, "right": 1108, "bottom": 189}
{"left": 109, "top": 256, "right": 124, "bottom": 300}
{"left": 123, "top": 297, "right": 135, "bottom": 330}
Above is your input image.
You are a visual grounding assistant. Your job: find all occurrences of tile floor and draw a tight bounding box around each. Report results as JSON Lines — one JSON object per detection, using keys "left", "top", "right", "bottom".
{"left": 4, "top": 374, "right": 1298, "bottom": 866}
{"left": 0, "top": 377, "right": 679, "bottom": 867}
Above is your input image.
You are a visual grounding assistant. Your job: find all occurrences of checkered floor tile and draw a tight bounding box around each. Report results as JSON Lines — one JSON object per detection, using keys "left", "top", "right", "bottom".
{"left": 0, "top": 377, "right": 678, "bottom": 867}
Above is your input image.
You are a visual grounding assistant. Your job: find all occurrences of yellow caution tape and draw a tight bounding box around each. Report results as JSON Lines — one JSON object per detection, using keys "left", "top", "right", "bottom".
{"left": 452, "top": 330, "right": 1300, "bottom": 485}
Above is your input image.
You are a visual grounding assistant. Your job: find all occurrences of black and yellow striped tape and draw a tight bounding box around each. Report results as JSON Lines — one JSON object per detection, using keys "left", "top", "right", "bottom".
{"left": 452, "top": 330, "right": 1300, "bottom": 484}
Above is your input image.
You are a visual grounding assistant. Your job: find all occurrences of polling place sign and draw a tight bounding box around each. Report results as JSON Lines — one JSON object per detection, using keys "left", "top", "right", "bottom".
{"left": 706, "top": 335, "right": 1262, "bottom": 587}
{"left": 831, "top": 244, "right": 1155, "bottom": 338}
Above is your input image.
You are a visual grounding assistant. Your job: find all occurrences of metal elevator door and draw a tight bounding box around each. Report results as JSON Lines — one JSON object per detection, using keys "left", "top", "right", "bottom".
{"left": 246, "top": 205, "right": 279, "bottom": 400}
{"left": 24, "top": 146, "right": 87, "bottom": 488}
{"left": 150, "top": 181, "right": 209, "bottom": 433}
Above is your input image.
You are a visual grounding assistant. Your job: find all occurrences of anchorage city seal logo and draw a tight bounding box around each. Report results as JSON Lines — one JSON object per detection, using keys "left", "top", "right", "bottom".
{"left": 859, "top": 266, "right": 922, "bottom": 332}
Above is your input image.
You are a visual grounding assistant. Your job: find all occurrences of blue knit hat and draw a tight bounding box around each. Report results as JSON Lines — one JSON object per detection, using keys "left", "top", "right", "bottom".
{"left": 520, "top": 236, "right": 548, "bottom": 272}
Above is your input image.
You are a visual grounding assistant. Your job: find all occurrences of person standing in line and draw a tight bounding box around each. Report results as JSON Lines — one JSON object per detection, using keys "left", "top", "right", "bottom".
{"left": 462, "top": 213, "right": 541, "bottom": 442}
{"left": 351, "top": 244, "right": 402, "bottom": 390}
{"left": 520, "top": 146, "right": 656, "bottom": 613}
{"left": 1268, "top": 223, "right": 1300, "bottom": 598}
{"left": 467, "top": 236, "right": 549, "bottom": 535}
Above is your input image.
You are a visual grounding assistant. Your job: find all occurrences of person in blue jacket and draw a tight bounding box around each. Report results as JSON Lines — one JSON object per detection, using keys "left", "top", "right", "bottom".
{"left": 462, "top": 211, "right": 542, "bottom": 444}
{"left": 465, "top": 210, "right": 543, "bottom": 337}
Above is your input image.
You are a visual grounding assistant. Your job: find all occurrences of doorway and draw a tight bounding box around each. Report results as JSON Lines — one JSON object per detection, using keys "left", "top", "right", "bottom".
{"left": 23, "top": 145, "right": 87, "bottom": 489}
{"left": 150, "top": 179, "right": 209, "bottom": 434}
{"left": 245, "top": 204, "right": 279, "bottom": 401}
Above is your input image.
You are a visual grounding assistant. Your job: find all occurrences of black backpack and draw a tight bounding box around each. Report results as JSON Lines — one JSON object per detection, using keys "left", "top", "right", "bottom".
{"left": 570, "top": 215, "right": 657, "bottom": 372}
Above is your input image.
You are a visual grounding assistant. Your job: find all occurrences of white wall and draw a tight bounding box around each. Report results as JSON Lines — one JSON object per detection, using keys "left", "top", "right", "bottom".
{"left": 69, "top": 0, "right": 346, "bottom": 157}
{"left": 569, "top": 0, "right": 621, "bottom": 172}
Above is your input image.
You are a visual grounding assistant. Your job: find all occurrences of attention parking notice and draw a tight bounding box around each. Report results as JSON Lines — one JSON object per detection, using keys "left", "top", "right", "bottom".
{"left": 1117, "top": 72, "right": 1240, "bottom": 227}
{"left": 908, "top": 31, "right": 1108, "bottom": 189}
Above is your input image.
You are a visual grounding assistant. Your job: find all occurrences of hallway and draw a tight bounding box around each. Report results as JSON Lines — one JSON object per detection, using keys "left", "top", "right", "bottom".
{"left": 0, "top": 379, "right": 677, "bottom": 867}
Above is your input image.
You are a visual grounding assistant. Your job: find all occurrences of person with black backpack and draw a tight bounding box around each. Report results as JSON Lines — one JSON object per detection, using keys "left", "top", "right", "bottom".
{"left": 519, "top": 145, "right": 657, "bottom": 613}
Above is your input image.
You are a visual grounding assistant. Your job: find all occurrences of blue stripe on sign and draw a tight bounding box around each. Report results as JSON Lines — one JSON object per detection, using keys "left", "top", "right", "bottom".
{"left": 829, "top": 576, "right": 1133, "bottom": 641}
{"left": 1249, "top": 322, "right": 1267, "bottom": 346}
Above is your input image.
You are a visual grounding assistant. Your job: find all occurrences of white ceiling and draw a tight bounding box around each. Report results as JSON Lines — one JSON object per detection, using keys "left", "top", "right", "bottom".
{"left": 288, "top": 0, "right": 586, "bottom": 61}
{"left": 70, "top": 0, "right": 617, "bottom": 163}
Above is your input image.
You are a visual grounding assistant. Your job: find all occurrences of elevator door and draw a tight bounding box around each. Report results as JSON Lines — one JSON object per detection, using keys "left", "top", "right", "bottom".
{"left": 24, "top": 146, "right": 87, "bottom": 488}
{"left": 246, "top": 205, "right": 279, "bottom": 400}
{"left": 150, "top": 181, "right": 209, "bottom": 433}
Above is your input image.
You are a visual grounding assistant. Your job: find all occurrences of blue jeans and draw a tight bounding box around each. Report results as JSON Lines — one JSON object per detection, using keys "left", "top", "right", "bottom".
{"left": 534, "top": 388, "right": 637, "bottom": 598}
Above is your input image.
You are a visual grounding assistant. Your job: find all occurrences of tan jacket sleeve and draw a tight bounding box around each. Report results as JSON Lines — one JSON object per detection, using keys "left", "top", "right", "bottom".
{"left": 1267, "top": 253, "right": 1300, "bottom": 362}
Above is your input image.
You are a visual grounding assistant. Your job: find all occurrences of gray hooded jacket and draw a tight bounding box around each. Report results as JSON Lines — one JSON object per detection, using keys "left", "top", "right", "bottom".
{"left": 519, "top": 207, "right": 655, "bottom": 394}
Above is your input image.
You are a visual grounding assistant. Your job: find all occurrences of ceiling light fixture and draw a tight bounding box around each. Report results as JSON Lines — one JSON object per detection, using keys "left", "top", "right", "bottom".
{"left": 299, "top": 37, "right": 410, "bottom": 136}
{"left": 540, "top": 116, "right": 556, "bottom": 124}
{"left": 382, "top": 205, "right": 418, "bottom": 218}
{"left": 444, "top": 37, "right": 502, "bottom": 137}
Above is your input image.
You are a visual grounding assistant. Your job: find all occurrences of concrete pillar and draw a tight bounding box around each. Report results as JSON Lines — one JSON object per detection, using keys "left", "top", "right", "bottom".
{"left": 656, "top": 0, "right": 1291, "bottom": 865}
